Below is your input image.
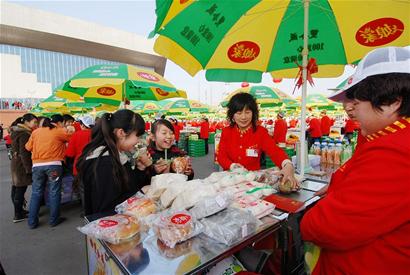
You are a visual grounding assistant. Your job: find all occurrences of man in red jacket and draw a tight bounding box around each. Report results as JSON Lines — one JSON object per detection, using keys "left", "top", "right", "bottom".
{"left": 272, "top": 112, "right": 288, "bottom": 144}
{"left": 199, "top": 117, "right": 210, "bottom": 154}
{"left": 307, "top": 114, "right": 322, "bottom": 150}
{"left": 301, "top": 46, "right": 410, "bottom": 275}
{"left": 320, "top": 110, "right": 332, "bottom": 136}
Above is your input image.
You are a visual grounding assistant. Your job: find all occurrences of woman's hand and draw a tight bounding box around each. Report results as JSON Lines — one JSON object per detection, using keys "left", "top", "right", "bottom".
{"left": 154, "top": 158, "right": 170, "bottom": 174}
{"left": 136, "top": 152, "right": 152, "bottom": 170}
{"left": 280, "top": 163, "right": 300, "bottom": 190}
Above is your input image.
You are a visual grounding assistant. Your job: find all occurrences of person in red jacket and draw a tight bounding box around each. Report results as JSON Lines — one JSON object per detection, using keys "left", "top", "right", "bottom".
{"left": 301, "top": 46, "right": 410, "bottom": 275}
{"left": 320, "top": 110, "right": 332, "bottom": 136}
{"left": 199, "top": 117, "right": 210, "bottom": 154}
{"left": 272, "top": 112, "right": 288, "bottom": 144}
{"left": 307, "top": 114, "right": 322, "bottom": 150}
{"left": 217, "top": 92, "right": 298, "bottom": 188}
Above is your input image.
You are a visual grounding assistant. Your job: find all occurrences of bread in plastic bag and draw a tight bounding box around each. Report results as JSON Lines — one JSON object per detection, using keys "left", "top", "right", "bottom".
{"left": 190, "top": 192, "right": 234, "bottom": 220}
{"left": 171, "top": 183, "right": 216, "bottom": 211}
{"left": 151, "top": 210, "right": 203, "bottom": 248}
{"left": 232, "top": 198, "right": 276, "bottom": 219}
{"left": 78, "top": 214, "right": 143, "bottom": 244}
{"left": 115, "top": 193, "right": 157, "bottom": 219}
{"left": 146, "top": 173, "right": 188, "bottom": 199}
{"left": 200, "top": 208, "right": 258, "bottom": 245}
{"left": 160, "top": 179, "right": 202, "bottom": 208}
{"left": 253, "top": 168, "right": 281, "bottom": 185}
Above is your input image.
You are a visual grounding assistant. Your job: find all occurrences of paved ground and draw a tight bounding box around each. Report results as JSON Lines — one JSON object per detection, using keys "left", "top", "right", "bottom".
{"left": 0, "top": 142, "right": 215, "bottom": 275}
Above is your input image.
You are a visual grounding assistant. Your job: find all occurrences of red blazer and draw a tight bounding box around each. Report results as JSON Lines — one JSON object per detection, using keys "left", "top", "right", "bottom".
{"left": 199, "top": 121, "right": 209, "bottom": 139}
{"left": 217, "top": 125, "right": 288, "bottom": 171}
{"left": 301, "top": 117, "right": 410, "bottom": 275}
{"left": 320, "top": 115, "right": 332, "bottom": 135}
{"left": 308, "top": 118, "right": 322, "bottom": 138}
{"left": 273, "top": 118, "right": 288, "bottom": 144}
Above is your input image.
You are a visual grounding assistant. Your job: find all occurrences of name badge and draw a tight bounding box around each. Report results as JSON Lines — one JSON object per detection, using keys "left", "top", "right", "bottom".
{"left": 246, "top": 149, "right": 258, "bottom": 157}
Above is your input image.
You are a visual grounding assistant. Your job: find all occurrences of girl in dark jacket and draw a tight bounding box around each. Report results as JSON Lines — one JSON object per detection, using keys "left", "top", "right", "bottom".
{"left": 10, "top": 113, "right": 38, "bottom": 222}
{"left": 77, "top": 110, "right": 152, "bottom": 216}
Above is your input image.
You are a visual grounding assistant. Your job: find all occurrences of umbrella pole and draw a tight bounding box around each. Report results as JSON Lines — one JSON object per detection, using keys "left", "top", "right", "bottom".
{"left": 299, "top": 0, "right": 310, "bottom": 177}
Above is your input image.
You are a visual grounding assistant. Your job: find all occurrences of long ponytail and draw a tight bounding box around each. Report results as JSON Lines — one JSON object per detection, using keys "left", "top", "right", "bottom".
{"left": 77, "top": 109, "right": 145, "bottom": 189}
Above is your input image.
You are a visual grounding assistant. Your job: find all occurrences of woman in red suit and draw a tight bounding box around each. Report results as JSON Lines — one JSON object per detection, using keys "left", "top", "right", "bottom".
{"left": 217, "top": 93, "right": 298, "bottom": 187}
{"left": 301, "top": 47, "right": 410, "bottom": 275}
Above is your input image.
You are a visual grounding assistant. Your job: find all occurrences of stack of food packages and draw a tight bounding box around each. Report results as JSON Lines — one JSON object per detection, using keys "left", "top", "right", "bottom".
{"left": 78, "top": 161, "right": 283, "bottom": 253}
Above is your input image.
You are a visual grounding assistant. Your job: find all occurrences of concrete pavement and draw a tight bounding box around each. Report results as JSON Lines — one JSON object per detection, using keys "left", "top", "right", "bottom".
{"left": 0, "top": 142, "right": 216, "bottom": 274}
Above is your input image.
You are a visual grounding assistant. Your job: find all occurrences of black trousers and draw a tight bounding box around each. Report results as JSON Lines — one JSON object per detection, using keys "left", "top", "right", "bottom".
{"left": 204, "top": 138, "right": 209, "bottom": 154}
{"left": 11, "top": 185, "right": 28, "bottom": 216}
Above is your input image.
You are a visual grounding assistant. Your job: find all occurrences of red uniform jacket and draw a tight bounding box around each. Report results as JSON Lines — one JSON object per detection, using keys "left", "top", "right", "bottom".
{"left": 308, "top": 118, "right": 322, "bottom": 138}
{"left": 65, "top": 129, "right": 91, "bottom": 175}
{"left": 217, "top": 125, "right": 288, "bottom": 171}
{"left": 199, "top": 121, "right": 209, "bottom": 139}
{"left": 273, "top": 118, "right": 288, "bottom": 144}
{"left": 173, "top": 123, "right": 180, "bottom": 142}
{"left": 301, "top": 117, "right": 410, "bottom": 275}
{"left": 344, "top": 119, "right": 360, "bottom": 133}
{"left": 320, "top": 115, "right": 332, "bottom": 135}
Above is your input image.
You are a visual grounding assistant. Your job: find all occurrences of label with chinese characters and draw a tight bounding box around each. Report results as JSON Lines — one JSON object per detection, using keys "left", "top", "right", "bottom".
{"left": 171, "top": 213, "right": 192, "bottom": 225}
{"left": 356, "top": 18, "right": 404, "bottom": 47}
{"left": 228, "top": 41, "right": 260, "bottom": 63}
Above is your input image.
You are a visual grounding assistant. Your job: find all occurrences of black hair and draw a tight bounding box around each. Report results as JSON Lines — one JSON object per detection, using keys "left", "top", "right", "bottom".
{"left": 41, "top": 117, "right": 54, "bottom": 129}
{"left": 151, "top": 119, "right": 174, "bottom": 135}
{"left": 11, "top": 117, "right": 23, "bottom": 127}
{"left": 346, "top": 73, "right": 410, "bottom": 116}
{"left": 51, "top": 114, "right": 64, "bottom": 124}
{"left": 21, "top": 113, "right": 38, "bottom": 123}
{"left": 77, "top": 109, "right": 145, "bottom": 189}
{"left": 63, "top": 114, "right": 75, "bottom": 122}
{"left": 227, "top": 92, "right": 259, "bottom": 131}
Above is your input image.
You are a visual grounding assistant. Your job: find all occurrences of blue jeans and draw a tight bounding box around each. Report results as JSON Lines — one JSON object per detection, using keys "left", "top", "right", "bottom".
{"left": 28, "top": 165, "right": 63, "bottom": 227}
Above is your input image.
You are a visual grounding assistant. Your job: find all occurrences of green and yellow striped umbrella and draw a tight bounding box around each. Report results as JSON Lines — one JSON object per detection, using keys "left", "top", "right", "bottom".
{"left": 151, "top": 0, "right": 409, "bottom": 82}
{"left": 221, "top": 85, "right": 282, "bottom": 108}
{"left": 162, "top": 99, "right": 212, "bottom": 114}
{"left": 130, "top": 100, "right": 162, "bottom": 114}
{"left": 55, "top": 64, "right": 184, "bottom": 106}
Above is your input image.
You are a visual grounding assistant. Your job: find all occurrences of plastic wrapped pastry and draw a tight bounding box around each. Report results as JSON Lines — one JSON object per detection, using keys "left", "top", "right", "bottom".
{"left": 115, "top": 193, "right": 157, "bottom": 219}
{"left": 146, "top": 173, "right": 188, "bottom": 199}
{"left": 160, "top": 179, "right": 202, "bottom": 208}
{"left": 171, "top": 156, "right": 189, "bottom": 174}
{"left": 152, "top": 210, "right": 203, "bottom": 248}
{"left": 171, "top": 184, "right": 216, "bottom": 211}
{"left": 78, "top": 214, "right": 142, "bottom": 244}
{"left": 190, "top": 192, "right": 234, "bottom": 220}
{"left": 232, "top": 198, "right": 276, "bottom": 219}
{"left": 200, "top": 208, "right": 258, "bottom": 245}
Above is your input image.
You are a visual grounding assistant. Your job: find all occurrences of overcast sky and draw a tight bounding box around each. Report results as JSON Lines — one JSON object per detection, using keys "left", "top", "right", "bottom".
{"left": 10, "top": 0, "right": 354, "bottom": 105}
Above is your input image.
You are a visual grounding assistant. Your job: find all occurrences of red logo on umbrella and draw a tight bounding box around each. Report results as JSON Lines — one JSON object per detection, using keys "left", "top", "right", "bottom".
{"left": 98, "top": 219, "right": 118, "bottom": 228}
{"left": 155, "top": 88, "right": 169, "bottom": 96}
{"left": 191, "top": 102, "right": 201, "bottom": 107}
{"left": 145, "top": 104, "right": 156, "bottom": 110}
{"left": 170, "top": 213, "right": 191, "bottom": 225}
{"left": 137, "top": 72, "right": 160, "bottom": 82}
{"left": 356, "top": 18, "right": 404, "bottom": 47}
{"left": 228, "top": 41, "right": 260, "bottom": 63}
{"left": 97, "top": 87, "right": 116, "bottom": 96}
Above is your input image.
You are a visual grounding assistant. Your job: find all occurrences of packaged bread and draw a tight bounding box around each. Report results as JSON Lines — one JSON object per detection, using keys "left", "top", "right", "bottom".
{"left": 146, "top": 173, "right": 188, "bottom": 199}
{"left": 232, "top": 198, "right": 276, "bottom": 219}
{"left": 152, "top": 210, "right": 203, "bottom": 248}
{"left": 160, "top": 180, "right": 202, "bottom": 208}
{"left": 157, "top": 239, "right": 193, "bottom": 259}
{"left": 190, "top": 192, "right": 234, "bottom": 220}
{"left": 78, "top": 214, "right": 141, "bottom": 244}
{"left": 171, "top": 183, "right": 216, "bottom": 211}
{"left": 115, "top": 193, "right": 157, "bottom": 219}
{"left": 171, "top": 156, "right": 189, "bottom": 174}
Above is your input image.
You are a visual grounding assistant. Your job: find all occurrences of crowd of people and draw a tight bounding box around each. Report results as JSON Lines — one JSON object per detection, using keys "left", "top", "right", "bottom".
{"left": 3, "top": 45, "right": 408, "bottom": 275}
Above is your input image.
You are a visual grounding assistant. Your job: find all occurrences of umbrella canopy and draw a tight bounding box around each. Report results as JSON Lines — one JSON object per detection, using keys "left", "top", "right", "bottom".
{"left": 162, "top": 99, "right": 212, "bottom": 114}
{"left": 221, "top": 85, "right": 283, "bottom": 107}
{"left": 151, "top": 0, "right": 409, "bottom": 82}
{"left": 39, "top": 94, "right": 67, "bottom": 109}
{"left": 55, "top": 64, "right": 184, "bottom": 106}
{"left": 151, "top": 0, "right": 409, "bottom": 175}
{"left": 130, "top": 100, "right": 162, "bottom": 114}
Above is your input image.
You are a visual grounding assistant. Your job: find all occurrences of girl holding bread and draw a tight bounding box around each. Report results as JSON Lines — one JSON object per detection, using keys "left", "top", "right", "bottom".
{"left": 77, "top": 110, "right": 152, "bottom": 216}
{"left": 147, "top": 119, "right": 194, "bottom": 179}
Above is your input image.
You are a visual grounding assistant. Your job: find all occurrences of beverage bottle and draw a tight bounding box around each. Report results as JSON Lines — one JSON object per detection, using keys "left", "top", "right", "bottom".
{"left": 327, "top": 142, "right": 335, "bottom": 164}
{"left": 320, "top": 141, "right": 328, "bottom": 164}
{"left": 334, "top": 142, "right": 342, "bottom": 165}
{"left": 313, "top": 141, "right": 321, "bottom": 155}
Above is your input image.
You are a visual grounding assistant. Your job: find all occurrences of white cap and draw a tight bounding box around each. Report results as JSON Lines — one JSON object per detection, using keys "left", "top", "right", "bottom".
{"left": 79, "top": 115, "right": 95, "bottom": 128}
{"left": 329, "top": 46, "right": 410, "bottom": 102}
